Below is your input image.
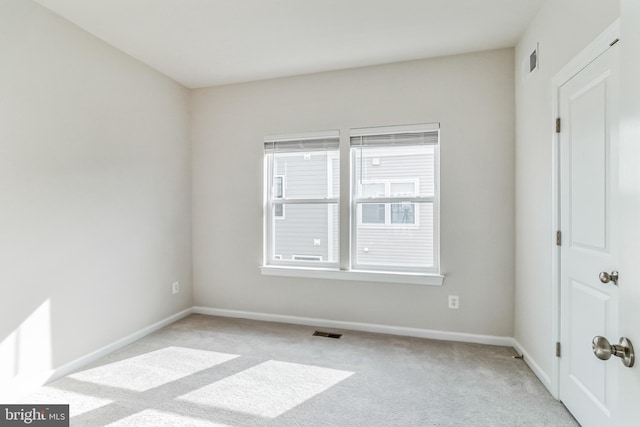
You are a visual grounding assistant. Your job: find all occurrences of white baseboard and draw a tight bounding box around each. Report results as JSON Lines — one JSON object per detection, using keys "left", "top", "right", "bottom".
{"left": 50, "top": 308, "right": 194, "bottom": 382}
{"left": 2, "top": 307, "right": 193, "bottom": 402}
{"left": 5, "top": 305, "right": 556, "bottom": 404}
{"left": 192, "top": 306, "right": 514, "bottom": 347}
{"left": 512, "top": 338, "right": 554, "bottom": 396}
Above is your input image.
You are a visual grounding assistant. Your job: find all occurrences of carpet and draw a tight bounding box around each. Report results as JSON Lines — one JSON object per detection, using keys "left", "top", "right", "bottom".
{"left": 19, "top": 314, "right": 578, "bottom": 426}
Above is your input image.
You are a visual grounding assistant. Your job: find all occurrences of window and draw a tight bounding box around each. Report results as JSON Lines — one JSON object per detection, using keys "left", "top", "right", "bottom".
{"left": 264, "top": 131, "right": 339, "bottom": 267}
{"left": 351, "top": 125, "right": 439, "bottom": 273}
{"left": 263, "top": 123, "right": 440, "bottom": 280}
{"left": 362, "top": 202, "right": 386, "bottom": 224}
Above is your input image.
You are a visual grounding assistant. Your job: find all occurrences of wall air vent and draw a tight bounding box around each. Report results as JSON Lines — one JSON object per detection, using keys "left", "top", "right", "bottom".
{"left": 521, "top": 42, "right": 539, "bottom": 79}
{"left": 313, "top": 331, "right": 342, "bottom": 339}
{"left": 529, "top": 47, "right": 538, "bottom": 72}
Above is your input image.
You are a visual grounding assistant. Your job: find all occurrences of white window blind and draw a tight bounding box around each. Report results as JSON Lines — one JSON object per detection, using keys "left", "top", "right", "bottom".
{"left": 264, "top": 138, "right": 340, "bottom": 153}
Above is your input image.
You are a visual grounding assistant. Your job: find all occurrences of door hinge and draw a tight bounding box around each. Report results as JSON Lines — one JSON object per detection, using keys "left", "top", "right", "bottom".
{"left": 610, "top": 38, "right": 620, "bottom": 47}
{"left": 556, "top": 342, "right": 561, "bottom": 357}
{"left": 556, "top": 118, "right": 561, "bottom": 133}
{"left": 556, "top": 230, "right": 562, "bottom": 246}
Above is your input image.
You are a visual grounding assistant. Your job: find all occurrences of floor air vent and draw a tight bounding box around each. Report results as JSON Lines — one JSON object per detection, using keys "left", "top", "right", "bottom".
{"left": 313, "top": 331, "right": 342, "bottom": 339}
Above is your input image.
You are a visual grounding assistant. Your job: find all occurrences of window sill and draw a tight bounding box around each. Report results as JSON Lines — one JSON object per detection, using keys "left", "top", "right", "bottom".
{"left": 260, "top": 265, "right": 444, "bottom": 286}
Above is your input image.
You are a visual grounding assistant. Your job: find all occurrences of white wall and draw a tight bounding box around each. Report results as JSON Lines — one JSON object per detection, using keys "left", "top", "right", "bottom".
{"left": 191, "top": 49, "right": 515, "bottom": 337}
{"left": 0, "top": 0, "right": 192, "bottom": 395}
{"left": 514, "top": 0, "right": 619, "bottom": 387}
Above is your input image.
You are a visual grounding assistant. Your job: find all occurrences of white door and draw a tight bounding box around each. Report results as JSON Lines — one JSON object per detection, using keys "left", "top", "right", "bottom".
{"left": 559, "top": 43, "right": 620, "bottom": 426}
{"left": 618, "top": 1, "right": 640, "bottom": 424}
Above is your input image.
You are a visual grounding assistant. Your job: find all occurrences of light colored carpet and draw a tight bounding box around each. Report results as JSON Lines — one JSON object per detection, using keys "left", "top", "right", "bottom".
{"left": 21, "top": 314, "right": 578, "bottom": 426}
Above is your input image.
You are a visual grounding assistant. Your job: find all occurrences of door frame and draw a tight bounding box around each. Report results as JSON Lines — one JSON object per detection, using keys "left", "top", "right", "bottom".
{"left": 550, "top": 19, "right": 620, "bottom": 400}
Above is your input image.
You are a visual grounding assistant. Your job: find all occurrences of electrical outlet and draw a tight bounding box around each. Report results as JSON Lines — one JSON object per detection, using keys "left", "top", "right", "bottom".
{"left": 172, "top": 281, "right": 180, "bottom": 294}
{"left": 448, "top": 295, "right": 459, "bottom": 309}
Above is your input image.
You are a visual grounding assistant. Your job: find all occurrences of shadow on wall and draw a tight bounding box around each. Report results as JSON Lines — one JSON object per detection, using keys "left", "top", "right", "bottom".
{"left": 0, "top": 299, "right": 53, "bottom": 401}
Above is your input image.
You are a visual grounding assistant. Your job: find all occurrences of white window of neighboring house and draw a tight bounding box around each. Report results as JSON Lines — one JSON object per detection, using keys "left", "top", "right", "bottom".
{"left": 274, "top": 176, "right": 285, "bottom": 219}
{"left": 359, "top": 180, "right": 419, "bottom": 226}
{"left": 264, "top": 130, "right": 340, "bottom": 268}
{"left": 351, "top": 124, "right": 439, "bottom": 274}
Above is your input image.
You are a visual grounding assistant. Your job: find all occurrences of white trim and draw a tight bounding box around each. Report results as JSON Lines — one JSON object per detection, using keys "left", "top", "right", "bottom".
{"left": 354, "top": 196, "right": 433, "bottom": 203}
{"left": 271, "top": 198, "right": 338, "bottom": 204}
{"left": 350, "top": 122, "right": 440, "bottom": 137}
{"left": 433, "top": 143, "right": 441, "bottom": 272}
{"left": 512, "top": 339, "right": 554, "bottom": 397}
{"left": 550, "top": 18, "right": 620, "bottom": 400}
{"left": 4, "top": 306, "right": 538, "bottom": 404}
{"left": 264, "top": 149, "right": 273, "bottom": 265}
{"left": 260, "top": 265, "right": 444, "bottom": 285}
{"left": 192, "top": 306, "right": 512, "bottom": 347}
{"left": 50, "top": 309, "right": 192, "bottom": 382}
{"left": 264, "top": 129, "right": 340, "bottom": 142}
{"left": 327, "top": 153, "right": 335, "bottom": 262}
{"left": 552, "top": 20, "right": 620, "bottom": 88}
{"left": 2, "top": 308, "right": 193, "bottom": 402}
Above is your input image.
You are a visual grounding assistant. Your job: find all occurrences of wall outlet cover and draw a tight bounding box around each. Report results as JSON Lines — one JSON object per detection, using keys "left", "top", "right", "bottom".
{"left": 448, "top": 295, "right": 459, "bottom": 309}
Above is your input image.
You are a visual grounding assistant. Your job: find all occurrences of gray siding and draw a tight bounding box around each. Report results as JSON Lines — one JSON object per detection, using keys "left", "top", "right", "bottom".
{"left": 273, "top": 152, "right": 336, "bottom": 261}
{"left": 356, "top": 204, "right": 434, "bottom": 267}
{"left": 274, "top": 152, "right": 331, "bottom": 199}
{"left": 354, "top": 150, "right": 435, "bottom": 196}
{"left": 273, "top": 204, "right": 335, "bottom": 260}
{"left": 354, "top": 149, "right": 436, "bottom": 268}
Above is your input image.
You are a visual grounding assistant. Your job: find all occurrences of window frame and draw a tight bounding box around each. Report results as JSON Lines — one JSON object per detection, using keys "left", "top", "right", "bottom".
{"left": 262, "top": 124, "right": 442, "bottom": 285}
{"left": 263, "top": 130, "right": 340, "bottom": 269}
{"left": 350, "top": 125, "right": 440, "bottom": 274}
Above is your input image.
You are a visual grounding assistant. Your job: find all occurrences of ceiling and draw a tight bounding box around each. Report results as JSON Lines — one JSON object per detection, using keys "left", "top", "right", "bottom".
{"left": 34, "top": 0, "right": 545, "bottom": 89}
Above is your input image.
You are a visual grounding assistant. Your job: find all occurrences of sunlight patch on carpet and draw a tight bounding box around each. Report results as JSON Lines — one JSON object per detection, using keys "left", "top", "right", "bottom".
{"left": 178, "top": 360, "right": 353, "bottom": 418}
{"left": 105, "top": 409, "right": 232, "bottom": 427}
{"left": 69, "top": 346, "right": 238, "bottom": 391}
{"left": 19, "top": 387, "right": 112, "bottom": 417}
